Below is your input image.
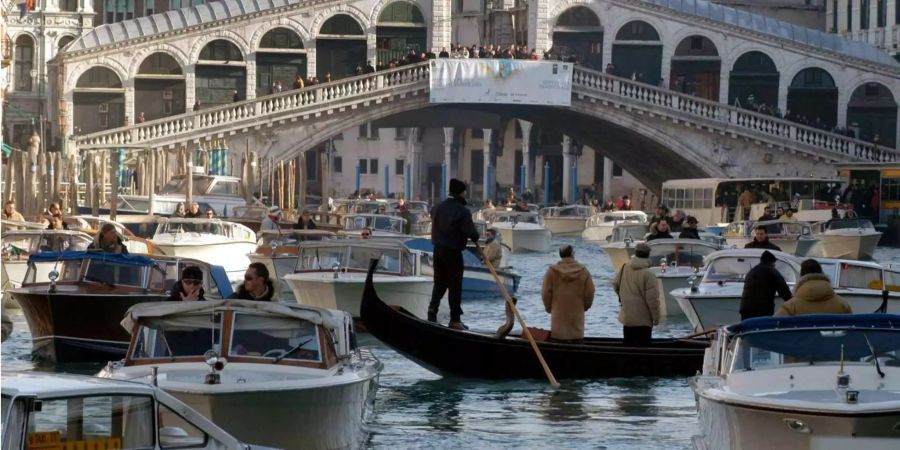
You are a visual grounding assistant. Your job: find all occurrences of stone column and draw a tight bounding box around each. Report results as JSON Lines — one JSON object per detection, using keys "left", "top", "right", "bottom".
{"left": 887, "top": 1, "right": 897, "bottom": 48}
{"left": 528, "top": 0, "right": 551, "bottom": 53}
{"left": 443, "top": 127, "right": 454, "bottom": 180}
{"left": 366, "top": 32, "right": 377, "bottom": 67}
{"left": 185, "top": 65, "right": 196, "bottom": 111}
{"left": 407, "top": 128, "right": 418, "bottom": 199}
{"left": 518, "top": 119, "right": 532, "bottom": 191}
{"left": 245, "top": 59, "right": 256, "bottom": 101}
{"left": 431, "top": 0, "right": 451, "bottom": 52}
{"left": 306, "top": 45, "right": 316, "bottom": 79}
{"left": 603, "top": 156, "right": 613, "bottom": 203}
{"left": 777, "top": 70, "right": 789, "bottom": 115}
{"left": 483, "top": 128, "right": 492, "bottom": 201}
{"left": 124, "top": 81, "right": 135, "bottom": 124}
{"left": 561, "top": 135, "right": 571, "bottom": 203}
{"left": 837, "top": 89, "right": 849, "bottom": 129}
{"left": 852, "top": 0, "right": 861, "bottom": 31}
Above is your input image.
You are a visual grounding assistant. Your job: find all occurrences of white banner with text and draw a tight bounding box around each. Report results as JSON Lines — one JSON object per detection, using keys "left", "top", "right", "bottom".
{"left": 429, "top": 59, "right": 573, "bottom": 106}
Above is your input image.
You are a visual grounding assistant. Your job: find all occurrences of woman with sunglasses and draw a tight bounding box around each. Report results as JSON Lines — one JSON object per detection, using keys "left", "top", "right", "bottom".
{"left": 167, "top": 266, "right": 206, "bottom": 301}
{"left": 230, "top": 262, "right": 275, "bottom": 301}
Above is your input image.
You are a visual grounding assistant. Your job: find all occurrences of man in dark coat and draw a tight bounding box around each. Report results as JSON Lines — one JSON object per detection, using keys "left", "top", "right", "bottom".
{"left": 428, "top": 178, "right": 479, "bottom": 329}
{"left": 167, "top": 266, "right": 206, "bottom": 301}
{"left": 744, "top": 225, "right": 781, "bottom": 251}
{"left": 739, "top": 250, "right": 793, "bottom": 320}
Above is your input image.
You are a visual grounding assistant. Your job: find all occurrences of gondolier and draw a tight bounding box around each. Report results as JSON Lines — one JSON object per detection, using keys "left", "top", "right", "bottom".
{"left": 428, "top": 179, "right": 479, "bottom": 330}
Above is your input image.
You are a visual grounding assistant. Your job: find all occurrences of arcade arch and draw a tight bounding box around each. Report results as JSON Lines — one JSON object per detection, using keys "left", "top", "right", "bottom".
{"left": 669, "top": 35, "right": 720, "bottom": 101}
{"left": 611, "top": 20, "right": 662, "bottom": 85}
{"left": 256, "top": 27, "right": 306, "bottom": 97}
{"left": 376, "top": 2, "right": 427, "bottom": 66}
{"left": 136, "top": 52, "right": 186, "bottom": 121}
{"left": 74, "top": 67, "right": 125, "bottom": 134}
{"left": 196, "top": 39, "right": 246, "bottom": 107}
{"left": 317, "top": 14, "right": 367, "bottom": 79}
{"left": 847, "top": 82, "right": 897, "bottom": 146}
{"left": 787, "top": 68, "right": 838, "bottom": 129}
{"left": 552, "top": 6, "right": 603, "bottom": 70}
{"left": 728, "top": 51, "right": 779, "bottom": 111}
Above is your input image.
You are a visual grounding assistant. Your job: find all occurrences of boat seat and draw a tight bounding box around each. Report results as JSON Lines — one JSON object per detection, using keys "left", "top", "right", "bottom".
{"left": 274, "top": 247, "right": 299, "bottom": 256}
{"left": 255, "top": 246, "right": 273, "bottom": 256}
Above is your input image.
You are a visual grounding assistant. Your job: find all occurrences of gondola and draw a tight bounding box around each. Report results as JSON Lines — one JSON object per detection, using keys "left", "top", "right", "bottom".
{"left": 361, "top": 260, "right": 709, "bottom": 379}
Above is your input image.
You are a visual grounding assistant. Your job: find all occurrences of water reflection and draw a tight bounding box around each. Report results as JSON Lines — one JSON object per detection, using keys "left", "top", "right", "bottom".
{"left": 542, "top": 381, "right": 588, "bottom": 422}
{"left": 396, "top": 379, "right": 464, "bottom": 432}
{"left": 609, "top": 378, "right": 661, "bottom": 425}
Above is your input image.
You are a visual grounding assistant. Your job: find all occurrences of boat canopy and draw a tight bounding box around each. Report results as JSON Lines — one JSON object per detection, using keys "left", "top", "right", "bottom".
{"left": 646, "top": 239, "right": 721, "bottom": 267}
{"left": 540, "top": 205, "right": 593, "bottom": 217}
{"left": 822, "top": 218, "right": 877, "bottom": 231}
{"left": 29, "top": 251, "right": 156, "bottom": 267}
{"left": 728, "top": 314, "right": 900, "bottom": 334}
{"left": 608, "top": 223, "right": 649, "bottom": 242}
{"left": 342, "top": 214, "right": 405, "bottom": 233}
{"left": 701, "top": 249, "right": 800, "bottom": 284}
{"left": 404, "top": 238, "right": 484, "bottom": 267}
{"left": 493, "top": 212, "right": 542, "bottom": 224}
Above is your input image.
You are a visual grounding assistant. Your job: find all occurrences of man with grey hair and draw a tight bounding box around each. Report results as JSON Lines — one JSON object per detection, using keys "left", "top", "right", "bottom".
{"left": 541, "top": 245, "right": 595, "bottom": 343}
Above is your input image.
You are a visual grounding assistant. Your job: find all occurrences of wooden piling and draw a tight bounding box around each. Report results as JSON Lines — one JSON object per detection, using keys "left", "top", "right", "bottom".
{"left": 148, "top": 148, "right": 156, "bottom": 216}
{"left": 186, "top": 146, "right": 194, "bottom": 210}
{"left": 4, "top": 149, "right": 15, "bottom": 202}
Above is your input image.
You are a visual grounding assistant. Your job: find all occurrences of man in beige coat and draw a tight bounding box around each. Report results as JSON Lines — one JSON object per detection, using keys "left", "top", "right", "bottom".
{"left": 613, "top": 243, "right": 660, "bottom": 346}
{"left": 541, "top": 245, "right": 595, "bottom": 343}
{"left": 775, "top": 259, "right": 852, "bottom": 316}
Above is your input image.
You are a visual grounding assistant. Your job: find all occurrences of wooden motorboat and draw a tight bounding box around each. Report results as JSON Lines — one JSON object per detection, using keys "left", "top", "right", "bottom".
{"left": 360, "top": 261, "right": 708, "bottom": 379}
{"left": 722, "top": 219, "right": 819, "bottom": 256}
{"left": 1, "top": 229, "right": 93, "bottom": 293}
{"left": 100, "top": 300, "right": 381, "bottom": 450}
{"left": 10, "top": 251, "right": 233, "bottom": 363}
{"left": 248, "top": 229, "right": 336, "bottom": 300}
{"left": 582, "top": 211, "right": 648, "bottom": 242}
{"left": 150, "top": 218, "right": 257, "bottom": 284}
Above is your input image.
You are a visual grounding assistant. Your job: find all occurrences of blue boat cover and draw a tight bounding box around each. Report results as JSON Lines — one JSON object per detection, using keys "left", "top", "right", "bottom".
{"left": 29, "top": 251, "right": 156, "bottom": 267}
{"left": 404, "top": 238, "right": 485, "bottom": 267}
{"left": 208, "top": 265, "right": 234, "bottom": 298}
{"left": 727, "top": 314, "right": 900, "bottom": 334}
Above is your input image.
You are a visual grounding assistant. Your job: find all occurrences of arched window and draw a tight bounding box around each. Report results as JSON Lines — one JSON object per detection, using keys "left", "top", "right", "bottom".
{"left": 60, "top": 0, "right": 78, "bottom": 12}
{"left": 14, "top": 35, "right": 34, "bottom": 91}
{"left": 58, "top": 36, "right": 75, "bottom": 52}
{"left": 790, "top": 68, "right": 836, "bottom": 89}
{"left": 670, "top": 36, "right": 720, "bottom": 100}
{"left": 847, "top": 82, "right": 897, "bottom": 146}
{"left": 260, "top": 28, "right": 304, "bottom": 49}
{"left": 615, "top": 21, "right": 660, "bottom": 41}
{"left": 788, "top": 68, "right": 838, "bottom": 128}
{"left": 728, "top": 51, "right": 779, "bottom": 110}
{"left": 320, "top": 14, "right": 364, "bottom": 36}
{"left": 76, "top": 67, "right": 123, "bottom": 88}
{"left": 556, "top": 6, "right": 600, "bottom": 28}
{"left": 376, "top": 3, "right": 426, "bottom": 66}
{"left": 199, "top": 40, "right": 243, "bottom": 61}
{"left": 138, "top": 52, "right": 183, "bottom": 75}
{"left": 378, "top": 2, "right": 425, "bottom": 24}
{"left": 611, "top": 21, "right": 662, "bottom": 84}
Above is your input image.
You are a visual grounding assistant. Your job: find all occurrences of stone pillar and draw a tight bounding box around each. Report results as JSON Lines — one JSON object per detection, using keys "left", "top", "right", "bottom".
{"left": 185, "top": 65, "right": 196, "bottom": 111}
{"left": 603, "top": 156, "right": 613, "bottom": 203}
{"left": 518, "top": 119, "right": 532, "bottom": 191}
{"left": 124, "top": 81, "right": 135, "bottom": 124}
{"left": 443, "top": 127, "right": 454, "bottom": 180}
{"left": 366, "top": 32, "right": 377, "bottom": 67}
{"left": 307, "top": 45, "right": 316, "bottom": 79}
{"left": 245, "top": 59, "right": 256, "bottom": 101}
{"left": 407, "top": 128, "right": 417, "bottom": 199}
{"left": 561, "top": 135, "right": 571, "bottom": 203}
{"left": 482, "top": 128, "right": 492, "bottom": 201}
{"left": 719, "top": 55, "right": 730, "bottom": 105}
{"left": 838, "top": 0, "right": 849, "bottom": 30}
{"left": 777, "top": 70, "right": 790, "bottom": 115}
{"left": 837, "top": 88, "right": 849, "bottom": 128}
{"left": 887, "top": 1, "right": 897, "bottom": 48}
{"left": 852, "top": 0, "right": 861, "bottom": 31}
{"left": 528, "top": 0, "right": 551, "bottom": 53}
{"left": 431, "top": 0, "right": 451, "bottom": 52}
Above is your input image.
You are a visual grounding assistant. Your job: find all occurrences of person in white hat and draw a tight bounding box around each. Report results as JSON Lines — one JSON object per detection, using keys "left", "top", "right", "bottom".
{"left": 261, "top": 206, "right": 282, "bottom": 231}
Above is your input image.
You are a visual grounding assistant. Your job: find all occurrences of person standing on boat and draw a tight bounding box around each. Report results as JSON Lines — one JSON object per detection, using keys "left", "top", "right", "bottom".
{"left": 185, "top": 202, "right": 203, "bottom": 218}
{"left": 87, "top": 223, "right": 129, "bottom": 254}
{"left": 230, "top": 262, "right": 275, "bottom": 301}
{"left": 744, "top": 225, "right": 781, "bottom": 251}
{"left": 398, "top": 204, "right": 414, "bottom": 235}
{"left": 678, "top": 216, "right": 702, "bottom": 239}
{"left": 167, "top": 266, "right": 206, "bottom": 302}
{"left": 648, "top": 204, "right": 670, "bottom": 229}
{"left": 612, "top": 243, "right": 660, "bottom": 346}
{"left": 295, "top": 210, "right": 317, "bottom": 230}
{"left": 428, "top": 178, "right": 479, "bottom": 330}
{"left": 541, "top": 245, "right": 595, "bottom": 343}
{"left": 483, "top": 228, "right": 503, "bottom": 268}
{"left": 172, "top": 203, "right": 187, "bottom": 218}
{"left": 739, "top": 251, "right": 792, "bottom": 320}
{"left": 260, "top": 206, "right": 281, "bottom": 231}
{"left": 646, "top": 220, "right": 674, "bottom": 241}
{"left": 775, "top": 259, "right": 850, "bottom": 317}
{"left": 3, "top": 200, "right": 25, "bottom": 222}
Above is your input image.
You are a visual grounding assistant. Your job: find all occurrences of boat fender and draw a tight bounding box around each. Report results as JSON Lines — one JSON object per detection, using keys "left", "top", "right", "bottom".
{"left": 495, "top": 297, "right": 517, "bottom": 338}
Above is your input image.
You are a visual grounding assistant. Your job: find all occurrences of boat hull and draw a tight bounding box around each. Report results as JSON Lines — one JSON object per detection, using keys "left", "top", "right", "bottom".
{"left": 542, "top": 217, "right": 587, "bottom": 236}
{"left": 582, "top": 225, "right": 615, "bottom": 242}
{"left": 12, "top": 289, "right": 165, "bottom": 362}
{"left": 811, "top": 233, "right": 882, "bottom": 260}
{"left": 495, "top": 227, "right": 552, "bottom": 253}
{"left": 284, "top": 272, "right": 434, "bottom": 318}
{"left": 598, "top": 244, "right": 635, "bottom": 268}
{"left": 656, "top": 274, "right": 692, "bottom": 318}
{"left": 153, "top": 241, "right": 256, "bottom": 285}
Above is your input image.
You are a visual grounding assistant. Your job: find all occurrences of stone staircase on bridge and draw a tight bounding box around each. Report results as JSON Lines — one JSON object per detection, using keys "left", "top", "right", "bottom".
{"left": 74, "top": 62, "right": 897, "bottom": 164}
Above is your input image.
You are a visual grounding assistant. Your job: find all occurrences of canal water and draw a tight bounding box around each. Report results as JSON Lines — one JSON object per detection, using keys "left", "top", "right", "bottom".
{"left": 4, "top": 240, "right": 899, "bottom": 449}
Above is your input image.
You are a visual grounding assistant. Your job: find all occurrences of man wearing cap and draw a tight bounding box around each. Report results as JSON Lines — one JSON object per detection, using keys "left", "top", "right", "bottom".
{"left": 678, "top": 216, "right": 702, "bottom": 239}
{"left": 483, "top": 228, "right": 503, "bottom": 268}
{"left": 740, "top": 250, "right": 793, "bottom": 320}
{"left": 261, "top": 206, "right": 282, "bottom": 231}
{"left": 612, "top": 243, "right": 660, "bottom": 346}
{"left": 428, "top": 178, "right": 480, "bottom": 329}
{"left": 167, "top": 266, "right": 206, "bottom": 301}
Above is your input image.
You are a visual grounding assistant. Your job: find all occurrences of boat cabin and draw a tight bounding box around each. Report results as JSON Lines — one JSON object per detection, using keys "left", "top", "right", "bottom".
{"left": 492, "top": 212, "right": 545, "bottom": 226}
{"left": 813, "top": 218, "right": 878, "bottom": 233}
{"left": 0, "top": 373, "right": 248, "bottom": 450}
{"left": 701, "top": 249, "right": 800, "bottom": 285}
{"left": 294, "top": 240, "right": 416, "bottom": 276}
{"left": 724, "top": 220, "right": 813, "bottom": 239}
{"left": 646, "top": 239, "right": 722, "bottom": 271}
{"left": 340, "top": 214, "right": 406, "bottom": 236}
{"left": 2, "top": 230, "right": 92, "bottom": 260}
{"left": 607, "top": 223, "right": 650, "bottom": 243}
{"left": 122, "top": 300, "right": 354, "bottom": 370}
{"left": 814, "top": 259, "right": 900, "bottom": 293}
{"left": 586, "top": 211, "right": 648, "bottom": 227}
{"left": 153, "top": 218, "right": 256, "bottom": 242}
{"left": 540, "top": 205, "right": 593, "bottom": 218}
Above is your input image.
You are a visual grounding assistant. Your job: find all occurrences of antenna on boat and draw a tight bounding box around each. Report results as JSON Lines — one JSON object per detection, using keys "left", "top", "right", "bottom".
{"left": 839, "top": 344, "right": 844, "bottom": 374}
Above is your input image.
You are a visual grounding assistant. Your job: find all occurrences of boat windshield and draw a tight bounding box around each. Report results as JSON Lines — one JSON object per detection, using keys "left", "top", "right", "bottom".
{"left": 228, "top": 313, "right": 320, "bottom": 362}
{"left": 730, "top": 328, "right": 900, "bottom": 372}
{"left": 258, "top": 232, "right": 330, "bottom": 247}
{"left": 131, "top": 314, "right": 223, "bottom": 359}
{"left": 827, "top": 219, "right": 876, "bottom": 230}
{"left": 704, "top": 256, "right": 797, "bottom": 284}
{"left": 158, "top": 176, "right": 216, "bottom": 195}
{"left": 836, "top": 263, "right": 883, "bottom": 290}
{"left": 610, "top": 225, "right": 649, "bottom": 242}
{"left": 495, "top": 214, "right": 541, "bottom": 224}
{"left": 296, "top": 245, "right": 411, "bottom": 274}
{"left": 83, "top": 259, "right": 145, "bottom": 287}
{"left": 233, "top": 206, "right": 268, "bottom": 219}
{"left": 156, "top": 221, "right": 231, "bottom": 237}
{"left": 757, "top": 221, "right": 810, "bottom": 236}
{"left": 27, "top": 394, "right": 156, "bottom": 449}
{"left": 648, "top": 243, "right": 717, "bottom": 268}
{"left": 2, "top": 233, "right": 90, "bottom": 256}
{"left": 343, "top": 216, "right": 403, "bottom": 233}
{"left": 24, "top": 259, "right": 83, "bottom": 285}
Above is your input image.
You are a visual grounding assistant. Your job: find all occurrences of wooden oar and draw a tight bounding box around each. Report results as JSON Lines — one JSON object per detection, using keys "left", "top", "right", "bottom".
{"left": 674, "top": 327, "right": 717, "bottom": 340}
{"left": 477, "top": 244, "right": 560, "bottom": 389}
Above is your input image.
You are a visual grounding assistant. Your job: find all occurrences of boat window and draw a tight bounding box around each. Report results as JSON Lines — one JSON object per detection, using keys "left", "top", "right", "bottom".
{"left": 27, "top": 395, "right": 154, "bottom": 449}
{"left": 828, "top": 219, "right": 875, "bottom": 230}
{"left": 83, "top": 260, "right": 144, "bottom": 287}
{"left": 704, "top": 257, "right": 796, "bottom": 283}
{"left": 837, "top": 263, "right": 882, "bottom": 290}
{"left": 157, "top": 221, "right": 229, "bottom": 237}
{"left": 207, "top": 180, "right": 240, "bottom": 197}
{"left": 731, "top": 329, "right": 900, "bottom": 372}
{"left": 373, "top": 216, "right": 402, "bottom": 233}
{"left": 147, "top": 261, "right": 180, "bottom": 293}
{"left": 2, "top": 235, "right": 37, "bottom": 256}
{"left": 131, "top": 314, "right": 223, "bottom": 359}
{"left": 25, "top": 260, "right": 83, "bottom": 284}
{"left": 648, "top": 244, "right": 715, "bottom": 267}
{"left": 348, "top": 247, "right": 401, "bottom": 272}
{"left": 229, "top": 314, "right": 321, "bottom": 362}
{"left": 298, "top": 246, "right": 346, "bottom": 270}
{"left": 344, "top": 216, "right": 371, "bottom": 231}
{"left": 884, "top": 269, "right": 900, "bottom": 291}
{"left": 158, "top": 402, "right": 208, "bottom": 448}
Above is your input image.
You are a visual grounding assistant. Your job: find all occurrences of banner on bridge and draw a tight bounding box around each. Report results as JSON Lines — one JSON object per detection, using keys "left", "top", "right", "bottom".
{"left": 429, "top": 59, "right": 573, "bottom": 107}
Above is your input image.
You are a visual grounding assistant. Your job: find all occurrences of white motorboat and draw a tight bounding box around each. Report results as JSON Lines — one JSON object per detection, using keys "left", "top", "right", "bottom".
{"left": 282, "top": 240, "right": 434, "bottom": 318}
{"left": 692, "top": 314, "right": 900, "bottom": 450}
{"left": 491, "top": 212, "right": 552, "bottom": 253}
{"left": 645, "top": 239, "right": 724, "bottom": 318}
{"left": 101, "top": 300, "right": 381, "bottom": 450}
{"left": 247, "top": 229, "right": 335, "bottom": 301}
{"left": 810, "top": 218, "right": 883, "bottom": 260}
{"left": 2, "top": 372, "right": 255, "bottom": 450}
{"left": 582, "top": 211, "right": 648, "bottom": 242}
{"left": 722, "top": 219, "right": 819, "bottom": 256}
{"left": 598, "top": 223, "right": 650, "bottom": 268}
{"left": 671, "top": 249, "right": 801, "bottom": 332}
{"left": 150, "top": 218, "right": 257, "bottom": 285}
{"left": 811, "top": 258, "right": 900, "bottom": 314}
{"left": 62, "top": 215, "right": 154, "bottom": 254}
{"left": 113, "top": 173, "right": 253, "bottom": 217}
{"left": 338, "top": 213, "right": 408, "bottom": 238}
{"left": 1, "top": 229, "right": 92, "bottom": 294}
{"left": 405, "top": 238, "right": 521, "bottom": 300}
{"left": 540, "top": 205, "right": 593, "bottom": 236}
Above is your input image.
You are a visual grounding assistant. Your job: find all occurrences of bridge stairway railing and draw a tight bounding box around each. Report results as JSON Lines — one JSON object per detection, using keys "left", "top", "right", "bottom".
{"left": 76, "top": 61, "right": 896, "bottom": 163}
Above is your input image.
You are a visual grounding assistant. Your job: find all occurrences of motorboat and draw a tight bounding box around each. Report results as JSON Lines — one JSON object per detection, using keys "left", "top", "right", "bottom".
{"left": 282, "top": 240, "right": 434, "bottom": 319}
{"left": 490, "top": 212, "right": 552, "bottom": 253}
{"left": 227, "top": 205, "right": 272, "bottom": 232}
{"left": 671, "top": 249, "right": 801, "bottom": 332}
{"left": 63, "top": 215, "right": 155, "bottom": 254}
{"left": 247, "top": 229, "right": 336, "bottom": 300}
{"left": 539, "top": 205, "right": 593, "bottom": 236}
{"left": 104, "top": 173, "right": 253, "bottom": 217}
{"left": 691, "top": 314, "right": 900, "bottom": 449}
{"left": 810, "top": 218, "right": 883, "bottom": 260}
{"left": 1, "top": 218, "right": 47, "bottom": 230}
{"left": 338, "top": 213, "right": 407, "bottom": 238}
{"left": 645, "top": 239, "right": 724, "bottom": 318}
{"left": 150, "top": 218, "right": 257, "bottom": 285}
{"left": 100, "top": 300, "right": 381, "bottom": 450}
{"left": 9, "top": 251, "right": 232, "bottom": 362}
{"left": 722, "top": 219, "right": 819, "bottom": 256}
{"left": 582, "top": 211, "right": 648, "bottom": 242}
{"left": 598, "top": 223, "right": 650, "bottom": 268}
{"left": 404, "top": 238, "right": 520, "bottom": 299}
{"left": 1, "top": 372, "right": 255, "bottom": 449}
{"left": 810, "top": 258, "right": 899, "bottom": 314}
{"left": 1, "top": 229, "right": 92, "bottom": 292}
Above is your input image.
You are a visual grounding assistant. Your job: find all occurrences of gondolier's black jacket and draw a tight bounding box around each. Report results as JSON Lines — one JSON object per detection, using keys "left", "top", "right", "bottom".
{"left": 431, "top": 196, "right": 479, "bottom": 251}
